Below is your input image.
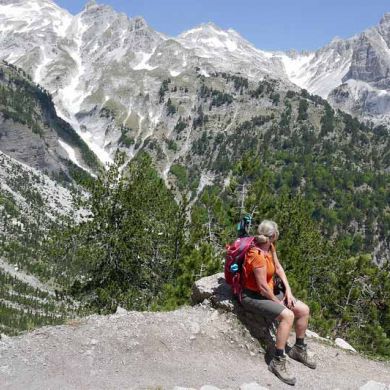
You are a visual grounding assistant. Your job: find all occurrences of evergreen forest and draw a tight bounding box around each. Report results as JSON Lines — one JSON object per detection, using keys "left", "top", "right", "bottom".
{"left": 37, "top": 151, "right": 390, "bottom": 359}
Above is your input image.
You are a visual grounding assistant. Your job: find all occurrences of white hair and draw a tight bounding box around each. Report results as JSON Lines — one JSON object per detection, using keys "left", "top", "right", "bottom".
{"left": 255, "top": 220, "right": 279, "bottom": 244}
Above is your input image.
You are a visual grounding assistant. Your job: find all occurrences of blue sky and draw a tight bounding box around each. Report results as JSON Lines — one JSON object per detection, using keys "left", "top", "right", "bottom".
{"left": 55, "top": 0, "right": 389, "bottom": 51}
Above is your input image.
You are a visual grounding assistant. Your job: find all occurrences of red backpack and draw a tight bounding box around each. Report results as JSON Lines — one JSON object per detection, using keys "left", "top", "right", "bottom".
{"left": 224, "top": 236, "right": 255, "bottom": 302}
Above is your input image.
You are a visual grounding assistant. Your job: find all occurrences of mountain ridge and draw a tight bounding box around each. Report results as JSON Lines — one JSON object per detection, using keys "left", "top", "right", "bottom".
{"left": 0, "top": 0, "right": 388, "bottom": 170}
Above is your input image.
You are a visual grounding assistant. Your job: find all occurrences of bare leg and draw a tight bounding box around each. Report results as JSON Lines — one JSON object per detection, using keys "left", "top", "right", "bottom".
{"left": 275, "top": 308, "right": 294, "bottom": 349}
{"left": 291, "top": 301, "right": 310, "bottom": 339}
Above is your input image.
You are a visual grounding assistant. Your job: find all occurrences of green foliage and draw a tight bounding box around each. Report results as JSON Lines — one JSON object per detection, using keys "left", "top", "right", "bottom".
{"left": 250, "top": 79, "right": 276, "bottom": 98}
{"left": 160, "top": 243, "right": 221, "bottom": 309}
{"left": 219, "top": 73, "right": 249, "bottom": 92}
{"left": 119, "top": 133, "right": 135, "bottom": 147}
{"left": 166, "top": 98, "right": 177, "bottom": 116}
{"left": 198, "top": 83, "right": 233, "bottom": 108}
{"left": 159, "top": 78, "right": 171, "bottom": 103}
{"left": 170, "top": 164, "right": 188, "bottom": 190}
{"left": 193, "top": 105, "right": 208, "bottom": 129}
{"left": 182, "top": 152, "right": 390, "bottom": 357}
{"left": 286, "top": 90, "right": 296, "bottom": 99}
{"left": 174, "top": 120, "right": 187, "bottom": 134}
{"left": 118, "top": 126, "right": 134, "bottom": 147}
{"left": 312, "top": 254, "right": 390, "bottom": 357}
{"left": 270, "top": 92, "right": 280, "bottom": 106}
{"left": 192, "top": 131, "right": 211, "bottom": 155}
{"left": 279, "top": 101, "right": 292, "bottom": 131}
{"left": 320, "top": 102, "right": 335, "bottom": 135}
{"left": 167, "top": 139, "right": 178, "bottom": 151}
{"left": 44, "top": 153, "right": 186, "bottom": 313}
{"left": 297, "top": 99, "right": 309, "bottom": 121}
{"left": 0, "top": 265, "right": 75, "bottom": 336}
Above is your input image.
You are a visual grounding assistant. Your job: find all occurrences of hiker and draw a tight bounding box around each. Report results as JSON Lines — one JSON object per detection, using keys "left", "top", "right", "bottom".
{"left": 241, "top": 220, "right": 316, "bottom": 385}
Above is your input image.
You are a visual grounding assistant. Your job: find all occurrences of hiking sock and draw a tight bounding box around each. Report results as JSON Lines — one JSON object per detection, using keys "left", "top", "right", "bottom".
{"left": 295, "top": 337, "right": 305, "bottom": 347}
{"left": 275, "top": 348, "right": 285, "bottom": 357}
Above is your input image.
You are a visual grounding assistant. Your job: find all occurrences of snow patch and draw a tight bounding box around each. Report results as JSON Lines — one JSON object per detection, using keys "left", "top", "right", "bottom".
{"left": 58, "top": 139, "right": 84, "bottom": 170}
{"left": 34, "top": 47, "right": 51, "bottom": 85}
{"left": 0, "top": 0, "right": 72, "bottom": 37}
{"left": 133, "top": 52, "right": 157, "bottom": 71}
{"left": 170, "top": 70, "right": 182, "bottom": 77}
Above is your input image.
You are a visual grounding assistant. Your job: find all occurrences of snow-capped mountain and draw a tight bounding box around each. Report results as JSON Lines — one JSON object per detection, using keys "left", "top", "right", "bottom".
{"left": 0, "top": 0, "right": 389, "bottom": 169}
{"left": 275, "top": 38, "right": 356, "bottom": 98}
{"left": 328, "top": 14, "right": 390, "bottom": 122}
{"left": 0, "top": 0, "right": 296, "bottom": 168}
{"left": 177, "top": 22, "right": 286, "bottom": 80}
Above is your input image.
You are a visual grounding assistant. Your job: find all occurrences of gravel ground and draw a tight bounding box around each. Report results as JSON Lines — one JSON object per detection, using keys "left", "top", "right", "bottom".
{"left": 0, "top": 305, "right": 389, "bottom": 390}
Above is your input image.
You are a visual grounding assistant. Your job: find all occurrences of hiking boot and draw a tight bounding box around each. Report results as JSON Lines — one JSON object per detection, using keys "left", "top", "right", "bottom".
{"left": 268, "top": 355, "right": 296, "bottom": 386}
{"left": 288, "top": 344, "right": 317, "bottom": 369}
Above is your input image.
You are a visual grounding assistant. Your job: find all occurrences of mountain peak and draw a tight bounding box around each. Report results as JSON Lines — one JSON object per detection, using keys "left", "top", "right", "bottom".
{"left": 380, "top": 12, "right": 390, "bottom": 22}
{"left": 85, "top": 0, "right": 97, "bottom": 10}
{"left": 130, "top": 15, "right": 148, "bottom": 30}
{"left": 379, "top": 12, "right": 390, "bottom": 33}
{"left": 179, "top": 22, "right": 238, "bottom": 39}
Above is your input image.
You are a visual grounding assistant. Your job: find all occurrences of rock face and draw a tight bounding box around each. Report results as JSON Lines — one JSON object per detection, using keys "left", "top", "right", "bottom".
{"left": 344, "top": 15, "right": 390, "bottom": 89}
{"left": 327, "top": 14, "right": 390, "bottom": 124}
{"left": 0, "top": 62, "right": 100, "bottom": 176}
{"left": 192, "top": 273, "right": 276, "bottom": 351}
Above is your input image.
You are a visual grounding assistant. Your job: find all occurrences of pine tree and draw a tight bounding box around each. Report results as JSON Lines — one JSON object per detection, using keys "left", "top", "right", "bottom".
{"left": 44, "top": 153, "right": 186, "bottom": 312}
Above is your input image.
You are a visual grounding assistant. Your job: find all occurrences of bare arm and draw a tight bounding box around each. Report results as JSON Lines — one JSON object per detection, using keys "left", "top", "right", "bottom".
{"left": 272, "top": 250, "right": 295, "bottom": 308}
{"left": 273, "top": 251, "right": 291, "bottom": 293}
{"left": 253, "top": 266, "right": 281, "bottom": 303}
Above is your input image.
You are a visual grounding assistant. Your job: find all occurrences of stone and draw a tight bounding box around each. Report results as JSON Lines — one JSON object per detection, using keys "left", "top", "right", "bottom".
{"left": 173, "top": 387, "right": 197, "bottom": 390}
{"left": 359, "top": 381, "right": 390, "bottom": 390}
{"left": 200, "top": 386, "right": 221, "bottom": 390}
{"left": 240, "top": 383, "right": 269, "bottom": 390}
{"left": 115, "top": 306, "right": 127, "bottom": 315}
{"left": 192, "top": 274, "right": 276, "bottom": 350}
{"left": 192, "top": 273, "right": 234, "bottom": 311}
{"left": 189, "top": 321, "right": 201, "bottom": 335}
{"left": 335, "top": 338, "right": 357, "bottom": 352}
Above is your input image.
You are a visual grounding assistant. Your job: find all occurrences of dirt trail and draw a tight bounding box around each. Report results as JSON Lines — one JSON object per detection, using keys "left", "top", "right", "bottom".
{"left": 0, "top": 305, "right": 389, "bottom": 390}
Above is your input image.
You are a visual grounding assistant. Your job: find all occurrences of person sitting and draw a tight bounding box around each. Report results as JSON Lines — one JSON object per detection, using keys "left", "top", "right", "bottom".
{"left": 241, "top": 220, "right": 316, "bottom": 385}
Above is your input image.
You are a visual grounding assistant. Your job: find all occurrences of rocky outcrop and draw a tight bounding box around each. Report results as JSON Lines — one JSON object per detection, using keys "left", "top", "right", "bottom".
{"left": 192, "top": 273, "right": 276, "bottom": 352}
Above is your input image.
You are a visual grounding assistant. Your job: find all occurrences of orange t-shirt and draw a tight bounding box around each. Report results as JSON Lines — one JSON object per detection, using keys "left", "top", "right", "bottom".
{"left": 243, "top": 245, "right": 275, "bottom": 293}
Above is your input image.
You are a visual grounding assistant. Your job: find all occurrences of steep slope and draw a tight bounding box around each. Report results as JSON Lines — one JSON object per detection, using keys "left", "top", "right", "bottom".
{"left": 0, "top": 0, "right": 167, "bottom": 164}
{"left": 0, "top": 61, "right": 100, "bottom": 177}
{"left": 277, "top": 14, "right": 390, "bottom": 125}
{"left": 0, "top": 150, "right": 81, "bottom": 335}
{"left": 276, "top": 37, "right": 356, "bottom": 98}
{"left": 0, "top": 305, "right": 389, "bottom": 389}
{"left": 1, "top": 0, "right": 389, "bottom": 162}
{"left": 328, "top": 14, "right": 390, "bottom": 124}
{"left": 0, "top": 0, "right": 293, "bottom": 165}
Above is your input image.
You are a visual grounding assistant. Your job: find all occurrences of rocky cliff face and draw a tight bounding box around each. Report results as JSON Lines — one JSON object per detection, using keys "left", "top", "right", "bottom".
{"left": 327, "top": 14, "right": 390, "bottom": 123}
{"left": 0, "top": 61, "right": 100, "bottom": 176}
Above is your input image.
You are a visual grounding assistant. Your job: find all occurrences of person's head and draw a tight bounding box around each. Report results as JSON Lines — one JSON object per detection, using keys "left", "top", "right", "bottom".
{"left": 255, "top": 220, "right": 279, "bottom": 245}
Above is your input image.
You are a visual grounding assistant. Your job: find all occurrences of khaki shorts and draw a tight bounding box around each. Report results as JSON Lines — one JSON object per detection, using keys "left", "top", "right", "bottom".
{"left": 241, "top": 289, "right": 286, "bottom": 320}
